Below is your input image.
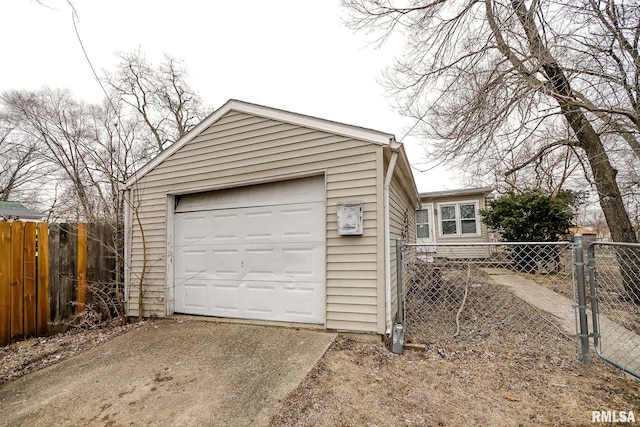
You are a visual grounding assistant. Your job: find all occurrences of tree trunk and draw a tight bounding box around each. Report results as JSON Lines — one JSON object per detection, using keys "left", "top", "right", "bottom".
{"left": 511, "top": 0, "right": 636, "bottom": 244}
{"left": 511, "top": 0, "right": 637, "bottom": 302}
{"left": 561, "top": 106, "right": 636, "bottom": 243}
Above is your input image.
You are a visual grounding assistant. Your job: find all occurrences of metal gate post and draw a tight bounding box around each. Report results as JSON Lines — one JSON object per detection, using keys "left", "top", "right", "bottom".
{"left": 391, "top": 239, "right": 404, "bottom": 354}
{"left": 396, "top": 239, "right": 403, "bottom": 324}
{"left": 586, "top": 244, "right": 600, "bottom": 355}
{"left": 574, "top": 234, "right": 591, "bottom": 364}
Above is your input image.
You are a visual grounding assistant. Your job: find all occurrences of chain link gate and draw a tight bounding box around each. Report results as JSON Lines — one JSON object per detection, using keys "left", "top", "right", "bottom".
{"left": 398, "top": 240, "right": 577, "bottom": 344}
{"left": 587, "top": 242, "right": 640, "bottom": 379}
{"left": 397, "top": 239, "right": 640, "bottom": 379}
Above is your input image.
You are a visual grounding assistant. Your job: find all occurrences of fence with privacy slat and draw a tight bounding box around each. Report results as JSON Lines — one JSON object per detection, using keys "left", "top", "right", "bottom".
{"left": 0, "top": 221, "right": 120, "bottom": 346}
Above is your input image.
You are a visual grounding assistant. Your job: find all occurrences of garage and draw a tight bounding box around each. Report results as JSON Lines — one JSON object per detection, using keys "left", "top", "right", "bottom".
{"left": 173, "top": 175, "right": 326, "bottom": 324}
{"left": 124, "top": 99, "right": 420, "bottom": 335}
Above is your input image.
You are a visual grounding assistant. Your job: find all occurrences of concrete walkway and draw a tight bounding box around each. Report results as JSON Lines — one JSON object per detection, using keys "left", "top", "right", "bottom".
{"left": 483, "top": 268, "right": 640, "bottom": 377}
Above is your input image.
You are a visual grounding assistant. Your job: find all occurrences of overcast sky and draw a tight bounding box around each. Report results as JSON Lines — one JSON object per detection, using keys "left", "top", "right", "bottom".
{"left": 0, "top": 0, "right": 460, "bottom": 192}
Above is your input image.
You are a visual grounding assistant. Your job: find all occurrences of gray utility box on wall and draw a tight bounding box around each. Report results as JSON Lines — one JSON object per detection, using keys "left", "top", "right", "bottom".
{"left": 337, "top": 201, "right": 364, "bottom": 236}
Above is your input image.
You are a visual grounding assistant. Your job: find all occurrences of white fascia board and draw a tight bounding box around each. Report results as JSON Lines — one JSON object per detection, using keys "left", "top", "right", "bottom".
{"left": 239, "top": 101, "right": 395, "bottom": 146}
{"left": 385, "top": 143, "right": 420, "bottom": 209}
{"left": 125, "top": 99, "right": 396, "bottom": 188}
{"left": 398, "top": 146, "right": 420, "bottom": 208}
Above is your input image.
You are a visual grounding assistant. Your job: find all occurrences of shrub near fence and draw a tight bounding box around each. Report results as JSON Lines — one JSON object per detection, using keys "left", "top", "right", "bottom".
{"left": 0, "top": 222, "right": 120, "bottom": 346}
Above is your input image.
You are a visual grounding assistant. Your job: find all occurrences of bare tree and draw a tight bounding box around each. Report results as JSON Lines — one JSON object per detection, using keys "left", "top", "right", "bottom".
{"left": 1, "top": 88, "right": 102, "bottom": 220}
{"left": 103, "top": 51, "right": 207, "bottom": 153}
{"left": 0, "top": 121, "right": 48, "bottom": 202}
{"left": 343, "top": 0, "right": 637, "bottom": 243}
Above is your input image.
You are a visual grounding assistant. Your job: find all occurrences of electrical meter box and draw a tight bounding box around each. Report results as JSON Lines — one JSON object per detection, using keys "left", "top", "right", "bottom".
{"left": 337, "top": 201, "right": 364, "bottom": 236}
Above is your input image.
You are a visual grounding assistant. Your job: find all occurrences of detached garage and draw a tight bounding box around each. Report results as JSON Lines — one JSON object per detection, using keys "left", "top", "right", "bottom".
{"left": 123, "top": 100, "right": 419, "bottom": 335}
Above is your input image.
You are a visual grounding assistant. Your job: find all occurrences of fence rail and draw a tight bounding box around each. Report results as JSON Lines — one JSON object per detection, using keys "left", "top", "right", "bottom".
{"left": 0, "top": 221, "right": 121, "bottom": 347}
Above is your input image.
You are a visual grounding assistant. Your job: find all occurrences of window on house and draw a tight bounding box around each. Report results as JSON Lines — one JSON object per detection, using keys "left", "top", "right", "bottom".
{"left": 416, "top": 209, "right": 430, "bottom": 239}
{"left": 440, "top": 205, "right": 457, "bottom": 235}
{"left": 438, "top": 202, "right": 479, "bottom": 236}
{"left": 460, "top": 203, "right": 477, "bottom": 234}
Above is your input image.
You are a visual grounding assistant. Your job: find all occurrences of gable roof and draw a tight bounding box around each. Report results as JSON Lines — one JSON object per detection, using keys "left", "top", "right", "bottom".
{"left": 0, "top": 201, "right": 44, "bottom": 220}
{"left": 125, "top": 99, "right": 398, "bottom": 188}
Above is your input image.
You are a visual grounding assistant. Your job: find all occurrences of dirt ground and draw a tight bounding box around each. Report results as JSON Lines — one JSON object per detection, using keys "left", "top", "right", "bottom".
{"left": 1, "top": 319, "right": 639, "bottom": 426}
{"left": 271, "top": 336, "right": 639, "bottom": 427}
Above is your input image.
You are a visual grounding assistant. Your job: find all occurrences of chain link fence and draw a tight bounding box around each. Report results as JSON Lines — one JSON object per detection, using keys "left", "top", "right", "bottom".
{"left": 400, "top": 242, "right": 577, "bottom": 353}
{"left": 587, "top": 242, "right": 640, "bottom": 378}
{"left": 399, "top": 240, "right": 640, "bottom": 377}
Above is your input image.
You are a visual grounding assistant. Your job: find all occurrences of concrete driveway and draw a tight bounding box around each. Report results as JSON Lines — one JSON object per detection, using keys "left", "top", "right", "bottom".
{"left": 0, "top": 319, "right": 336, "bottom": 426}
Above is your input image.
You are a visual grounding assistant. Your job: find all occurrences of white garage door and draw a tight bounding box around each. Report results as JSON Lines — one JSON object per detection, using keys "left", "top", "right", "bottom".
{"left": 173, "top": 176, "right": 326, "bottom": 324}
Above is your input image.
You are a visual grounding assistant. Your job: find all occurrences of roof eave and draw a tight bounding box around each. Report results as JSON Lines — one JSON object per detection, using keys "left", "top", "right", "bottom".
{"left": 419, "top": 186, "right": 494, "bottom": 200}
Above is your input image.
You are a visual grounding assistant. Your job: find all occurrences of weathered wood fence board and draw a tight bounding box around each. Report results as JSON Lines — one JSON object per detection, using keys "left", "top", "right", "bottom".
{"left": 23, "top": 222, "right": 37, "bottom": 339}
{"left": 36, "top": 222, "right": 49, "bottom": 337}
{"left": 0, "top": 222, "right": 10, "bottom": 345}
{"left": 48, "top": 223, "right": 77, "bottom": 335}
{"left": 10, "top": 222, "right": 24, "bottom": 343}
{"left": 77, "top": 223, "right": 87, "bottom": 315}
{"left": 86, "top": 224, "right": 118, "bottom": 312}
{"left": 0, "top": 221, "right": 119, "bottom": 346}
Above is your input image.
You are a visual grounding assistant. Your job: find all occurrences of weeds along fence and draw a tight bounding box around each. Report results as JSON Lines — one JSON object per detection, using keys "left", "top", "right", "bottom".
{"left": 0, "top": 221, "right": 122, "bottom": 346}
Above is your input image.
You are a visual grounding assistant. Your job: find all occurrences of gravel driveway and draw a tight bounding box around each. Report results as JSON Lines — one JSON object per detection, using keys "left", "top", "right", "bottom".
{"left": 0, "top": 319, "right": 335, "bottom": 426}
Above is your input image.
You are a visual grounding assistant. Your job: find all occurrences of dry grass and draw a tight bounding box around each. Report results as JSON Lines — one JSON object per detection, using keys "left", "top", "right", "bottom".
{"left": 271, "top": 261, "right": 640, "bottom": 427}
{"left": 271, "top": 334, "right": 640, "bottom": 427}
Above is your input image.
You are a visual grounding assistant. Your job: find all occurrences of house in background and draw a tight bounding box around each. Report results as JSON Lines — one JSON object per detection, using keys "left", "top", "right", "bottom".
{"left": 123, "top": 99, "right": 419, "bottom": 336}
{"left": 416, "top": 187, "right": 494, "bottom": 258}
{"left": 568, "top": 226, "right": 600, "bottom": 245}
{"left": 0, "top": 201, "right": 45, "bottom": 221}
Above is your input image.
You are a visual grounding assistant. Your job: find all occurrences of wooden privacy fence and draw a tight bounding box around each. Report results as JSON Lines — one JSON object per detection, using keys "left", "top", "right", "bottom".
{"left": 0, "top": 222, "right": 119, "bottom": 346}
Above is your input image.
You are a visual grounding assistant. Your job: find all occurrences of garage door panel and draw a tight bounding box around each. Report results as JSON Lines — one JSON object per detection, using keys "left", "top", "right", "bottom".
{"left": 210, "top": 283, "right": 241, "bottom": 313}
{"left": 282, "top": 247, "right": 324, "bottom": 278}
{"left": 244, "top": 283, "right": 277, "bottom": 318}
{"left": 177, "top": 203, "right": 324, "bottom": 245}
{"left": 176, "top": 215, "right": 208, "bottom": 243}
{"left": 241, "top": 245, "right": 324, "bottom": 282}
{"left": 210, "top": 249, "right": 240, "bottom": 277}
{"left": 244, "top": 248, "right": 275, "bottom": 277}
{"left": 282, "top": 248, "right": 314, "bottom": 276}
{"left": 174, "top": 176, "right": 326, "bottom": 324}
{"left": 282, "top": 285, "right": 321, "bottom": 318}
{"left": 177, "top": 278, "right": 325, "bottom": 323}
{"left": 180, "top": 250, "right": 207, "bottom": 276}
{"left": 179, "top": 281, "right": 207, "bottom": 312}
{"left": 175, "top": 175, "right": 325, "bottom": 213}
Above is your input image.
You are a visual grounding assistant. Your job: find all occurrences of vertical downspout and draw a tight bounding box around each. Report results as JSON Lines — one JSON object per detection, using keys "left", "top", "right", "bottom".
{"left": 384, "top": 150, "right": 399, "bottom": 335}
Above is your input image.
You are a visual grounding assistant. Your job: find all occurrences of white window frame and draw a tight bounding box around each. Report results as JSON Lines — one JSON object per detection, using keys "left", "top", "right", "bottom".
{"left": 436, "top": 201, "right": 481, "bottom": 237}
{"left": 416, "top": 204, "right": 433, "bottom": 241}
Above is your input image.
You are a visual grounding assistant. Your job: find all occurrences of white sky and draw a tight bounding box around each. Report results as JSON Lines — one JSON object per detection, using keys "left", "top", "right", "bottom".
{"left": 0, "top": 0, "right": 461, "bottom": 192}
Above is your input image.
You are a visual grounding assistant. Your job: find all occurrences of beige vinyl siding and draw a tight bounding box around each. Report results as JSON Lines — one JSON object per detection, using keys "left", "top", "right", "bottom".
{"left": 424, "top": 193, "right": 491, "bottom": 258}
{"left": 127, "top": 110, "right": 383, "bottom": 333}
{"left": 388, "top": 166, "right": 417, "bottom": 322}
